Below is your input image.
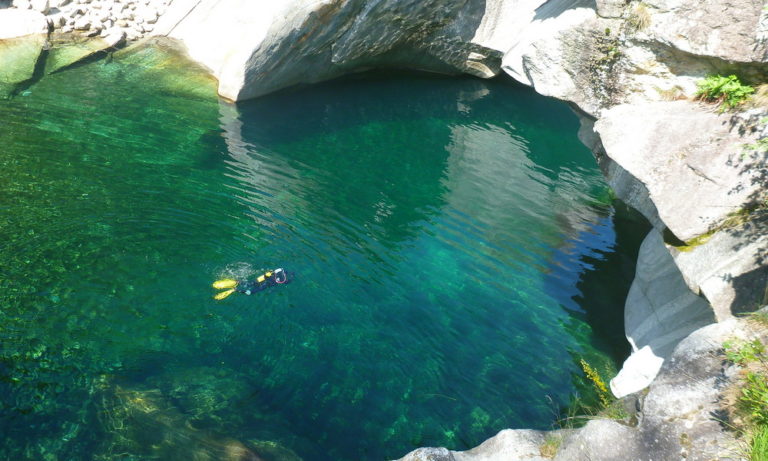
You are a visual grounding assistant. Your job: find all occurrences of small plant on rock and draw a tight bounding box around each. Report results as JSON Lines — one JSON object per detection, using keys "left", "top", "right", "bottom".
{"left": 628, "top": 2, "right": 652, "bottom": 31}
{"left": 539, "top": 434, "right": 562, "bottom": 458}
{"left": 695, "top": 74, "right": 755, "bottom": 112}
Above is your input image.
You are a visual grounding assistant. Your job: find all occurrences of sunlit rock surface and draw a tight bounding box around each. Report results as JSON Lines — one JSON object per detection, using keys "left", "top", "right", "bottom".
{"left": 154, "top": 0, "right": 503, "bottom": 100}
{"left": 595, "top": 101, "right": 767, "bottom": 243}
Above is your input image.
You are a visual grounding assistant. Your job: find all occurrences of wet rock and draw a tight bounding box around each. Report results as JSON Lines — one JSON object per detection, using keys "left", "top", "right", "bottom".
{"left": 44, "top": 31, "right": 123, "bottom": 74}
{"left": 0, "top": 8, "right": 48, "bottom": 97}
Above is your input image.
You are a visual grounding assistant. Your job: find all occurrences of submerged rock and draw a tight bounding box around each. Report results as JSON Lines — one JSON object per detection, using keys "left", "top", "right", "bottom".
{"left": 0, "top": 8, "right": 49, "bottom": 97}
{"left": 99, "top": 386, "right": 265, "bottom": 461}
{"left": 44, "top": 31, "right": 125, "bottom": 74}
{"left": 398, "top": 315, "right": 752, "bottom": 460}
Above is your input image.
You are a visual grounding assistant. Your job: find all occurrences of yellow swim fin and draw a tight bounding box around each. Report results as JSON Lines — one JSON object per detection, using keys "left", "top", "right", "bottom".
{"left": 212, "top": 279, "right": 238, "bottom": 289}
{"left": 214, "top": 288, "right": 236, "bottom": 300}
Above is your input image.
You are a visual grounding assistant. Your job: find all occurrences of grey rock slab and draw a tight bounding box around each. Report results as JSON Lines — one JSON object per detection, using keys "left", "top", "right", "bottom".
{"left": 553, "top": 420, "right": 639, "bottom": 461}
{"left": 397, "top": 447, "right": 457, "bottom": 461}
{"left": 596, "top": 0, "right": 627, "bottom": 18}
{"left": 595, "top": 100, "right": 767, "bottom": 242}
{"left": 642, "top": 0, "right": 768, "bottom": 63}
{"left": 636, "top": 318, "right": 748, "bottom": 460}
{"left": 454, "top": 429, "right": 550, "bottom": 461}
{"left": 395, "top": 429, "right": 553, "bottom": 461}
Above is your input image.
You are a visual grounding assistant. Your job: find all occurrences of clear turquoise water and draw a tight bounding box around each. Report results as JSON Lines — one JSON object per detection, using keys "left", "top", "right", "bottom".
{"left": 0, "top": 47, "right": 646, "bottom": 460}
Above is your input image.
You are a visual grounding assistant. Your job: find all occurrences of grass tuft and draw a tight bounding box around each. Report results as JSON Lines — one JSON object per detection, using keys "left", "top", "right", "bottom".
{"left": 751, "top": 84, "right": 768, "bottom": 109}
{"left": 539, "top": 434, "right": 562, "bottom": 458}
{"left": 628, "top": 3, "right": 652, "bottom": 31}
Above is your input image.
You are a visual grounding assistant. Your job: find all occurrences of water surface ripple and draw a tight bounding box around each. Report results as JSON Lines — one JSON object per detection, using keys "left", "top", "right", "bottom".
{"left": 0, "top": 59, "right": 645, "bottom": 460}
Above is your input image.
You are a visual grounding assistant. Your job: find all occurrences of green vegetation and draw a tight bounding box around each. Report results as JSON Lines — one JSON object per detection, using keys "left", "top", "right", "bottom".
{"left": 751, "top": 426, "right": 768, "bottom": 461}
{"left": 723, "top": 333, "right": 768, "bottom": 460}
{"left": 556, "top": 358, "right": 629, "bottom": 429}
{"left": 724, "top": 339, "right": 766, "bottom": 366}
{"left": 695, "top": 74, "right": 755, "bottom": 112}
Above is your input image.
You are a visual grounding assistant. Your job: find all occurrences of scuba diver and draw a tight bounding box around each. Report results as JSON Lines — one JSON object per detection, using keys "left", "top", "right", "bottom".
{"left": 212, "top": 268, "right": 292, "bottom": 300}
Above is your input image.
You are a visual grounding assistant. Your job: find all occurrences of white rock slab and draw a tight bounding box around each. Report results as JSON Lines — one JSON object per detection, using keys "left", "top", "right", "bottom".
{"left": 0, "top": 7, "right": 49, "bottom": 39}
{"left": 595, "top": 100, "right": 767, "bottom": 242}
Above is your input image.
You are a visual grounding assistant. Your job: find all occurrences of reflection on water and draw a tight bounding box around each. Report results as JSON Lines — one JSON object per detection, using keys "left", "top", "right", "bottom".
{"left": 0, "top": 48, "right": 641, "bottom": 461}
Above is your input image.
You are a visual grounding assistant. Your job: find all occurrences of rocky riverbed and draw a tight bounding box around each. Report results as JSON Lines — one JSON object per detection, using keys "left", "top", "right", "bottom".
{"left": 1, "top": 0, "right": 169, "bottom": 41}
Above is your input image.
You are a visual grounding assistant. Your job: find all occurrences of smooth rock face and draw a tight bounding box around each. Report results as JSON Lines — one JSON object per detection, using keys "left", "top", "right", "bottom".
{"left": 501, "top": 2, "right": 615, "bottom": 117}
{"left": 396, "top": 429, "right": 552, "bottom": 461}
{"left": 634, "top": 318, "right": 749, "bottom": 460}
{"left": 595, "top": 100, "right": 767, "bottom": 243}
{"left": 155, "top": 0, "right": 503, "bottom": 100}
{"left": 610, "top": 230, "right": 714, "bottom": 398}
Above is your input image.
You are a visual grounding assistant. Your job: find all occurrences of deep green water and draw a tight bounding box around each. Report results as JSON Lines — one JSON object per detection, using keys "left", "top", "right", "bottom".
{"left": 0, "top": 45, "right": 647, "bottom": 460}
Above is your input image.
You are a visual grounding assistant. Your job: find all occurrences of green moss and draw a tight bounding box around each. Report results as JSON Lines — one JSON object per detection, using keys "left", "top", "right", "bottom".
{"left": 666, "top": 207, "right": 759, "bottom": 251}
{"left": 113, "top": 37, "right": 218, "bottom": 100}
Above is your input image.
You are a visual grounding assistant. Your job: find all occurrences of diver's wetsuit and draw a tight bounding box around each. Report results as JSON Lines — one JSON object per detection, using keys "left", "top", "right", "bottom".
{"left": 236, "top": 268, "right": 291, "bottom": 295}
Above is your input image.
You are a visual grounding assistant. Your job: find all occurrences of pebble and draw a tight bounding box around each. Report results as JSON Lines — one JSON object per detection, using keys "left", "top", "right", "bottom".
{"left": 28, "top": 0, "right": 171, "bottom": 41}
